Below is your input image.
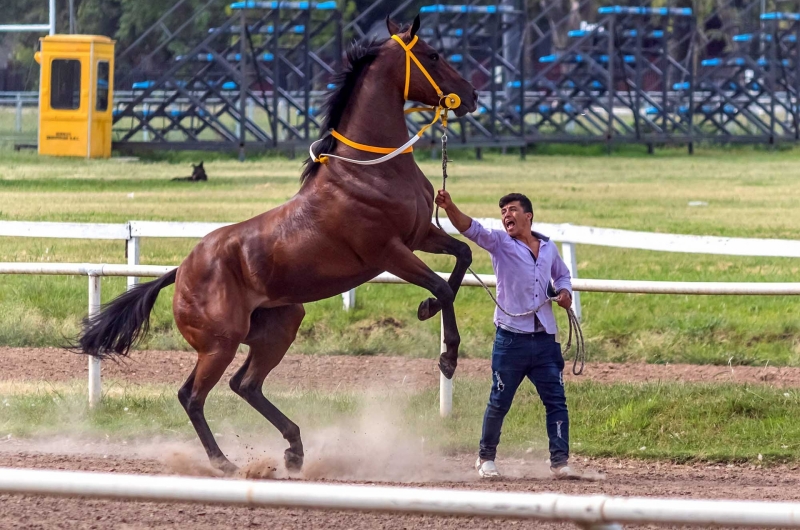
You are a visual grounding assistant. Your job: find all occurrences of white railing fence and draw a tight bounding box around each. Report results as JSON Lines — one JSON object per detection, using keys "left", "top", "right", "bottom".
{"left": 3, "top": 467, "right": 800, "bottom": 529}
{"left": 4, "top": 218, "right": 800, "bottom": 319}
{"left": 0, "top": 92, "right": 38, "bottom": 134}
{"left": 3, "top": 219, "right": 800, "bottom": 414}
{"left": 2, "top": 262, "right": 800, "bottom": 414}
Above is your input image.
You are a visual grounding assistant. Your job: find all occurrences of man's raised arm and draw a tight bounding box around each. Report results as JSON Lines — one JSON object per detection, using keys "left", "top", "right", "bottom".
{"left": 435, "top": 189, "right": 473, "bottom": 232}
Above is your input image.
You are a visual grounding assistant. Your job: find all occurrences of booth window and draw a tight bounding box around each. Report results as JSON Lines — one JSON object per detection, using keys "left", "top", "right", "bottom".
{"left": 96, "top": 61, "right": 109, "bottom": 111}
{"left": 51, "top": 59, "right": 81, "bottom": 110}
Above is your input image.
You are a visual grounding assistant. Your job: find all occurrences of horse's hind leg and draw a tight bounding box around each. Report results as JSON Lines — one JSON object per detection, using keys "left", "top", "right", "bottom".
{"left": 229, "top": 304, "right": 306, "bottom": 471}
{"left": 177, "top": 340, "right": 239, "bottom": 475}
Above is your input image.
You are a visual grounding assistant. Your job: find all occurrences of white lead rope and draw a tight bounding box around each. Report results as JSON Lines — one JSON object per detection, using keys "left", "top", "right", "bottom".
{"left": 309, "top": 130, "right": 422, "bottom": 166}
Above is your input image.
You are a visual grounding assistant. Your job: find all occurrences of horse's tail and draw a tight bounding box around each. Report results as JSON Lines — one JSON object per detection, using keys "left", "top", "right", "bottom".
{"left": 76, "top": 269, "right": 178, "bottom": 359}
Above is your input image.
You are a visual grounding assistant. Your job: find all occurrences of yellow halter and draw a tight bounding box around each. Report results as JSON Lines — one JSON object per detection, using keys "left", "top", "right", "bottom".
{"left": 312, "top": 34, "right": 462, "bottom": 165}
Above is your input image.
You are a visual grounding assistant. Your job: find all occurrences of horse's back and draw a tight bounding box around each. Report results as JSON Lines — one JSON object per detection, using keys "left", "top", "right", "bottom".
{"left": 175, "top": 194, "right": 381, "bottom": 307}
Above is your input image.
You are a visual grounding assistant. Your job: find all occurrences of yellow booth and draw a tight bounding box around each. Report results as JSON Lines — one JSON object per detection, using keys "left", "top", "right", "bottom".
{"left": 34, "top": 35, "right": 115, "bottom": 158}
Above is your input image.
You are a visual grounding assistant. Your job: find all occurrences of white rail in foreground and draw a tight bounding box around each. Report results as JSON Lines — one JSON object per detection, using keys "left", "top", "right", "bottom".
{"left": 2, "top": 262, "right": 800, "bottom": 415}
{"left": 2, "top": 467, "right": 800, "bottom": 528}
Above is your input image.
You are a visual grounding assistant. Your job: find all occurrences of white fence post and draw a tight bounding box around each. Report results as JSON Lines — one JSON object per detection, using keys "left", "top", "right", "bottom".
{"left": 561, "top": 242, "right": 581, "bottom": 320}
{"left": 126, "top": 235, "right": 140, "bottom": 290}
{"left": 342, "top": 289, "right": 356, "bottom": 311}
{"left": 87, "top": 274, "right": 101, "bottom": 407}
{"left": 439, "top": 313, "right": 452, "bottom": 417}
{"left": 15, "top": 94, "right": 23, "bottom": 133}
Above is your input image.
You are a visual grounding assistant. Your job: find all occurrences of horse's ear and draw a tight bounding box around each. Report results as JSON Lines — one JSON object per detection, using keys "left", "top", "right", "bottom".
{"left": 410, "top": 14, "right": 420, "bottom": 38}
{"left": 199, "top": 161, "right": 204, "bottom": 168}
{"left": 386, "top": 16, "right": 401, "bottom": 36}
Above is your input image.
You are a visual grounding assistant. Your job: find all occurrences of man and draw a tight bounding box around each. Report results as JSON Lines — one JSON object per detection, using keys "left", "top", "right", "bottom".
{"left": 435, "top": 189, "right": 579, "bottom": 480}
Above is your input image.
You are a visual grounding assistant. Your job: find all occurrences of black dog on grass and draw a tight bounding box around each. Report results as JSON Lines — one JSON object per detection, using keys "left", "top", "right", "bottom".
{"left": 172, "top": 162, "right": 207, "bottom": 182}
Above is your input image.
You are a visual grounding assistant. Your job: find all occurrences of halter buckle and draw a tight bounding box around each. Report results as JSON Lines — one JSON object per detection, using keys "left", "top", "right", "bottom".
{"left": 441, "top": 93, "right": 461, "bottom": 109}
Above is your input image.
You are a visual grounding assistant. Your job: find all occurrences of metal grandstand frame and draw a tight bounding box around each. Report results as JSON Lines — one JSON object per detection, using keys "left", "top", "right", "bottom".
{"left": 109, "top": 0, "right": 800, "bottom": 153}
{"left": 112, "top": 0, "right": 342, "bottom": 155}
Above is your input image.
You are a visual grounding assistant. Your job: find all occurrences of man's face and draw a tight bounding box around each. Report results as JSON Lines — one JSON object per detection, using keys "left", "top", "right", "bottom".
{"left": 500, "top": 200, "right": 532, "bottom": 238}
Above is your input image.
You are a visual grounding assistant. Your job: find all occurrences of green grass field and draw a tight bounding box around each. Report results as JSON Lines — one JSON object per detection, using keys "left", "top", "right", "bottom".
{"left": 1, "top": 379, "right": 797, "bottom": 464}
{"left": 0, "top": 146, "right": 799, "bottom": 365}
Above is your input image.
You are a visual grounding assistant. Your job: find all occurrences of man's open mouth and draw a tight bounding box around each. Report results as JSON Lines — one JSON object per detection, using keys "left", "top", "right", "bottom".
{"left": 505, "top": 220, "right": 516, "bottom": 230}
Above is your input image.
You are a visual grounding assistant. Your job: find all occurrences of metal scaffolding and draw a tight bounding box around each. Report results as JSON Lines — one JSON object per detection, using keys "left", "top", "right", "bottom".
{"left": 108, "top": 0, "right": 800, "bottom": 153}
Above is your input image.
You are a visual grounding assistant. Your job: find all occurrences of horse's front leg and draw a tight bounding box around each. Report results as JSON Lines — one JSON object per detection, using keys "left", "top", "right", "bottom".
{"left": 380, "top": 238, "right": 461, "bottom": 379}
{"left": 415, "top": 224, "right": 472, "bottom": 321}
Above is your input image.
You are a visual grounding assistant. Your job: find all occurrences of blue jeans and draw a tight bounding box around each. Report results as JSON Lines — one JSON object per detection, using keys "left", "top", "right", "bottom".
{"left": 479, "top": 327, "right": 570, "bottom": 467}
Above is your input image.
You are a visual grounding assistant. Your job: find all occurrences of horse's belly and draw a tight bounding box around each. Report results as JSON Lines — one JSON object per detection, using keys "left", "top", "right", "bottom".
{"left": 261, "top": 267, "right": 381, "bottom": 306}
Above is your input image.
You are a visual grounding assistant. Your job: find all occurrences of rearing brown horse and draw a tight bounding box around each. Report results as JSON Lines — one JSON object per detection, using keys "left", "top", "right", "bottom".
{"left": 77, "top": 16, "right": 478, "bottom": 475}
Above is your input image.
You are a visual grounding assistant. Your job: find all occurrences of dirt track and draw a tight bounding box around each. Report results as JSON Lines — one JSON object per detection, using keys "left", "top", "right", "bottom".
{"left": 3, "top": 347, "right": 800, "bottom": 529}
{"left": 2, "top": 451, "right": 800, "bottom": 529}
{"left": 3, "top": 346, "right": 800, "bottom": 389}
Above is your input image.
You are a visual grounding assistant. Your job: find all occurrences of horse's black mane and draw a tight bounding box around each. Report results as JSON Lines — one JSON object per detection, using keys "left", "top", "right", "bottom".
{"left": 300, "top": 36, "right": 387, "bottom": 183}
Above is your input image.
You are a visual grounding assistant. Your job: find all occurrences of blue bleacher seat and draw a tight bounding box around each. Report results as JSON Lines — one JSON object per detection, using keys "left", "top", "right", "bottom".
{"left": 418, "top": 28, "right": 464, "bottom": 37}
{"left": 598, "top": 5, "right": 691, "bottom": 16}
{"left": 230, "top": 1, "right": 336, "bottom": 10}
{"left": 448, "top": 54, "right": 463, "bottom": 63}
{"left": 673, "top": 82, "right": 690, "bottom": 90}
{"left": 420, "top": 4, "right": 514, "bottom": 14}
{"left": 757, "top": 58, "right": 790, "bottom": 67}
{"left": 761, "top": 12, "right": 800, "bottom": 21}
{"left": 568, "top": 30, "right": 591, "bottom": 38}
{"left": 596, "top": 54, "right": 635, "bottom": 64}
{"left": 622, "top": 30, "right": 665, "bottom": 38}
{"left": 132, "top": 81, "right": 155, "bottom": 90}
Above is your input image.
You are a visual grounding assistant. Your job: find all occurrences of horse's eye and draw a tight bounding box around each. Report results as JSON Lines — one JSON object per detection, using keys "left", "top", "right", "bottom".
{"left": 430, "top": 53, "right": 439, "bottom": 62}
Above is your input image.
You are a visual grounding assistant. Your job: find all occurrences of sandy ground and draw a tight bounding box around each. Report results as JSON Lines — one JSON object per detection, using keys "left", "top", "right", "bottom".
{"left": 2, "top": 347, "right": 800, "bottom": 529}
{"left": 2, "top": 346, "right": 799, "bottom": 389}
{"left": 1, "top": 450, "right": 799, "bottom": 530}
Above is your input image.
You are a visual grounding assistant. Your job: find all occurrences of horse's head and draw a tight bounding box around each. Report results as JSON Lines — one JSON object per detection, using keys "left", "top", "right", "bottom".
{"left": 386, "top": 16, "right": 478, "bottom": 117}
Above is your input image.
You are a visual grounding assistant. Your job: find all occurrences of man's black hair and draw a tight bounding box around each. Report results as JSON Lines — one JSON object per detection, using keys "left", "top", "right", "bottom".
{"left": 499, "top": 193, "right": 533, "bottom": 215}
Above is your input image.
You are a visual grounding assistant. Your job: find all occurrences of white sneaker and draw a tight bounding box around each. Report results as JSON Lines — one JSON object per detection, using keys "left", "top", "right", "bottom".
{"left": 475, "top": 458, "right": 501, "bottom": 478}
{"left": 551, "top": 464, "right": 581, "bottom": 480}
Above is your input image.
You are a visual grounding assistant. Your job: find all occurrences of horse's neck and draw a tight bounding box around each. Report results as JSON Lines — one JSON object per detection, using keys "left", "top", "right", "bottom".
{"left": 335, "top": 67, "right": 410, "bottom": 150}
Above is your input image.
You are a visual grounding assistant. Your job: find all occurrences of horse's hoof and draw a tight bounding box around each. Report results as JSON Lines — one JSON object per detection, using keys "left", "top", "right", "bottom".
{"left": 438, "top": 355, "right": 457, "bottom": 380}
{"left": 213, "top": 458, "right": 239, "bottom": 477}
{"left": 285, "top": 449, "right": 304, "bottom": 472}
{"left": 417, "top": 297, "right": 442, "bottom": 321}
